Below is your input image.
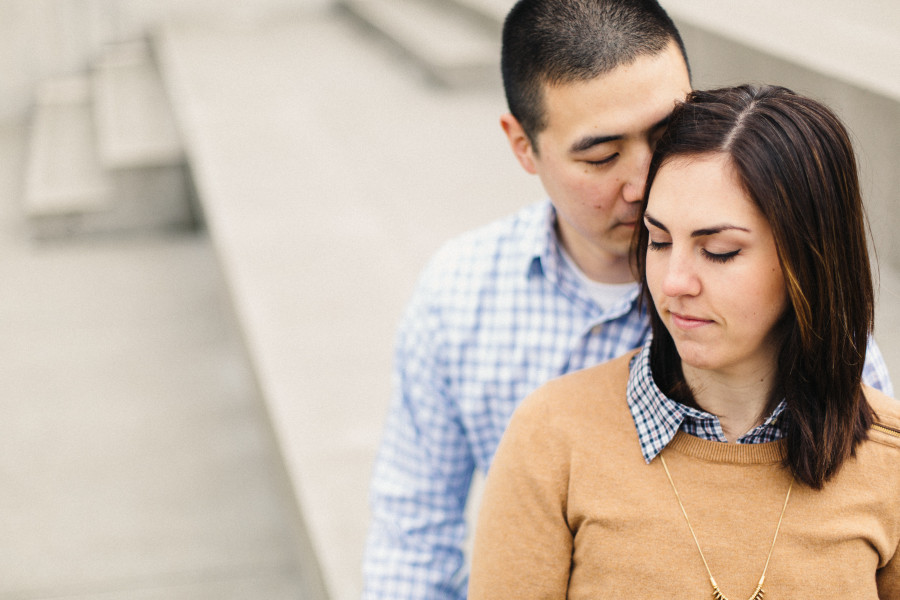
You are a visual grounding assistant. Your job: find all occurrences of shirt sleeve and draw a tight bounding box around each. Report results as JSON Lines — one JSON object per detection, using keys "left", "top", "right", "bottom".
{"left": 863, "top": 336, "right": 894, "bottom": 397}
{"left": 468, "top": 389, "right": 573, "bottom": 599}
{"left": 362, "top": 276, "right": 474, "bottom": 600}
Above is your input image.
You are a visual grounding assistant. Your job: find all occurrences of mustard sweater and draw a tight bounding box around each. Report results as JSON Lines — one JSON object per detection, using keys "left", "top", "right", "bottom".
{"left": 469, "top": 353, "right": 900, "bottom": 599}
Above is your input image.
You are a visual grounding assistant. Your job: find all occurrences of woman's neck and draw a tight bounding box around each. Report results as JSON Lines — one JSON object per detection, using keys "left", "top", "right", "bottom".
{"left": 681, "top": 361, "right": 779, "bottom": 443}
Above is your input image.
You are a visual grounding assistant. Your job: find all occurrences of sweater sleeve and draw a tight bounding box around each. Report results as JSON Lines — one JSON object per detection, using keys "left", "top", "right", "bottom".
{"left": 468, "top": 387, "right": 574, "bottom": 599}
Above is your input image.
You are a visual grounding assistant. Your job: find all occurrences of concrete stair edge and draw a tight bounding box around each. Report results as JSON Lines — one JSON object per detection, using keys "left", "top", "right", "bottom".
{"left": 24, "top": 75, "right": 116, "bottom": 220}
{"left": 23, "top": 60, "right": 196, "bottom": 239}
{"left": 91, "top": 38, "right": 186, "bottom": 170}
{"left": 336, "top": 0, "right": 500, "bottom": 88}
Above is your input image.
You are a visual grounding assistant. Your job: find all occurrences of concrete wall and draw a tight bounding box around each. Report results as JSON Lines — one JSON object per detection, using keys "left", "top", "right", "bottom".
{"left": 676, "top": 18, "right": 900, "bottom": 272}
{"left": 0, "top": 0, "right": 329, "bottom": 122}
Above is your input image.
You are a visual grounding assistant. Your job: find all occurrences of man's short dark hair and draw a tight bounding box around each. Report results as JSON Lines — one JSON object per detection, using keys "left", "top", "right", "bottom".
{"left": 501, "top": 0, "right": 689, "bottom": 148}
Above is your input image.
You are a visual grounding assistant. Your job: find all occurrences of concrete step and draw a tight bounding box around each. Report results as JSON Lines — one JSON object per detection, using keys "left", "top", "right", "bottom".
{"left": 87, "top": 38, "right": 198, "bottom": 235}
{"left": 24, "top": 76, "right": 116, "bottom": 227}
{"left": 337, "top": 0, "right": 500, "bottom": 88}
{"left": 92, "top": 38, "right": 185, "bottom": 169}
{"left": 23, "top": 42, "right": 197, "bottom": 240}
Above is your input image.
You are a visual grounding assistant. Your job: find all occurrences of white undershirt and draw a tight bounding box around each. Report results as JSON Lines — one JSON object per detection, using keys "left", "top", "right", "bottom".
{"left": 559, "top": 245, "right": 639, "bottom": 312}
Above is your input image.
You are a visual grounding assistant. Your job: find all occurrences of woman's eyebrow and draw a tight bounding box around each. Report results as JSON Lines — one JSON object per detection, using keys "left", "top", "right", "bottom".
{"left": 644, "top": 213, "right": 750, "bottom": 237}
{"left": 690, "top": 225, "right": 751, "bottom": 238}
{"left": 644, "top": 213, "right": 668, "bottom": 232}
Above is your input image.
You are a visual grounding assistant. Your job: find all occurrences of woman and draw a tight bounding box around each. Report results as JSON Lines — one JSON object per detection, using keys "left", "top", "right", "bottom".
{"left": 468, "top": 85, "right": 900, "bottom": 599}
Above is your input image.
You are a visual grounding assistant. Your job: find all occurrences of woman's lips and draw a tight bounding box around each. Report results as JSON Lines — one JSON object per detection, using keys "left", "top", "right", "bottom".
{"left": 670, "top": 312, "right": 713, "bottom": 330}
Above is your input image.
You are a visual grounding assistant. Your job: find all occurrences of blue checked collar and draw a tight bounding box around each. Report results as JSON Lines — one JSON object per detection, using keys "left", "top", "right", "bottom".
{"left": 522, "top": 200, "right": 556, "bottom": 277}
{"left": 627, "top": 341, "right": 787, "bottom": 463}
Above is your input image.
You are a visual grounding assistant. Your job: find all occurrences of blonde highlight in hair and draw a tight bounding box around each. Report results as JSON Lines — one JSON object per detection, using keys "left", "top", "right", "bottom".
{"left": 782, "top": 262, "right": 814, "bottom": 349}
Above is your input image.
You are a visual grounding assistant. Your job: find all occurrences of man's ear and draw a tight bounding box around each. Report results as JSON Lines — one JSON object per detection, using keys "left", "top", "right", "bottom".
{"left": 500, "top": 113, "right": 538, "bottom": 174}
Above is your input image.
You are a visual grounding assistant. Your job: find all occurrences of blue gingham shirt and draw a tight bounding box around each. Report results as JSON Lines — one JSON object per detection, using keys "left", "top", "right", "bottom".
{"left": 362, "top": 200, "right": 893, "bottom": 600}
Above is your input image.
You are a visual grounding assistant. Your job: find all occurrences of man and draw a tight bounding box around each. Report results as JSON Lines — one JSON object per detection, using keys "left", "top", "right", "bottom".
{"left": 362, "top": 1, "right": 893, "bottom": 598}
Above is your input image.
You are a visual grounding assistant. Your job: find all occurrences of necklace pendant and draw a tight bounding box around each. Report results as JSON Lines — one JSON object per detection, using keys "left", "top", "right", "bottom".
{"left": 748, "top": 584, "right": 765, "bottom": 600}
{"left": 711, "top": 583, "right": 765, "bottom": 600}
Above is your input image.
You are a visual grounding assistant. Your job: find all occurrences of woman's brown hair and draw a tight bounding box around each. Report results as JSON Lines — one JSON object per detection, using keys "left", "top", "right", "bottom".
{"left": 632, "top": 84, "right": 874, "bottom": 489}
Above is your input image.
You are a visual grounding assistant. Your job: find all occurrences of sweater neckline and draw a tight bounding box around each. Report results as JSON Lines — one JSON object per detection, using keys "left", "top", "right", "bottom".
{"left": 665, "top": 430, "right": 786, "bottom": 465}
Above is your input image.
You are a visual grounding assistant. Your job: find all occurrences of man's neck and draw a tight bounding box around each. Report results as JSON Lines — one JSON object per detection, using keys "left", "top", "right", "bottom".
{"left": 556, "top": 229, "right": 634, "bottom": 284}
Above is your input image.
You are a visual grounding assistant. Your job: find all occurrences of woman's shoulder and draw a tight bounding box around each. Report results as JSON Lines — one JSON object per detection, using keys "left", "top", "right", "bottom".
{"left": 499, "top": 351, "right": 640, "bottom": 467}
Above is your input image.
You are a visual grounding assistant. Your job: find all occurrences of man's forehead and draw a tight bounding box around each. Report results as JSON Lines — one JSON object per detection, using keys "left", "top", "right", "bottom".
{"left": 540, "top": 79, "right": 682, "bottom": 139}
{"left": 535, "top": 42, "right": 690, "bottom": 145}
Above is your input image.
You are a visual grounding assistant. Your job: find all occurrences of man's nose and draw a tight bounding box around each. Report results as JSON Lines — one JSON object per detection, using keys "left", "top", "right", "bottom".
{"left": 622, "top": 143, "right": 654, "bottom": 203}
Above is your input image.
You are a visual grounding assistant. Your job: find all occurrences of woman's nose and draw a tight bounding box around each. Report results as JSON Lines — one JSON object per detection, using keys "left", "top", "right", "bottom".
{"left": 660, "top": 250, "right": 701, "bottom": 297}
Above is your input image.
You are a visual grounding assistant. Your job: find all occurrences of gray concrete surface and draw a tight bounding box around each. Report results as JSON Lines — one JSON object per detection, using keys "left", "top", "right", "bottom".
{"left": 0, "top": 119, "right": 313, "bottom": 598}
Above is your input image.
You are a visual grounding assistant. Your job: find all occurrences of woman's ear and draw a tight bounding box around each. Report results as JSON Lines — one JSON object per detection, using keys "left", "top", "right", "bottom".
{"left": 500, "top": 113, "right": 538, "bottom": 174}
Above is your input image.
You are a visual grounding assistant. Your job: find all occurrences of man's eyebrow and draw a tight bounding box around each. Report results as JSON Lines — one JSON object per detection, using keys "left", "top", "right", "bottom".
{"left": 644, "top": 213, "right": 750, "bottom": 237}
{"left": 569, "top": 133, "right": 622, "bottom": 153}
{"left": 569, "top": 114, "right": 673, "bottom": 154}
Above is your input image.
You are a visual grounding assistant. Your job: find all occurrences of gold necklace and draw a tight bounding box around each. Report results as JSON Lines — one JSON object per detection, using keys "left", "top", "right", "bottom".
{"left": 659, "top": 454, "right": 794, "bottom": 600}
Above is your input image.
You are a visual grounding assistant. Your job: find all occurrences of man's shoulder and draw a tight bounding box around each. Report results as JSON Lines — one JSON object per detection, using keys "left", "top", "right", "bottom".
{"left": 418, "top": 200, "right": 549, "bottom": 289}
{"left": 518, "top": 352, "right": 636, "bottom": 426}
{"left": 865, "top": 385, "right": 900, "bottom": 450}
{"left": 543, "top": 351, "right": 635, "bottom": 399}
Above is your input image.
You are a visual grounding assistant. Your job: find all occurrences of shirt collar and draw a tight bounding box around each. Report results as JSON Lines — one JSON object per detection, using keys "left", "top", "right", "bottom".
{"left": 523, "top": 200, "right": 559, "bottom": 279}
{"left": 627, "top": 341, "right": 787, "bottom": 464}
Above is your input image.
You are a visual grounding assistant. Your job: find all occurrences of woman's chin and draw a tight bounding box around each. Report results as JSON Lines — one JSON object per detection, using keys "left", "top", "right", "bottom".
{"left": 671, "top": 343, "right": 720, "bottom": 373}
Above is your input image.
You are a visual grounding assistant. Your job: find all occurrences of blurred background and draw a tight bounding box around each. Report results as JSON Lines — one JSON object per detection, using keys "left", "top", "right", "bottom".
{"left": 0, "top": 0, "right": 897, "bottom": 598}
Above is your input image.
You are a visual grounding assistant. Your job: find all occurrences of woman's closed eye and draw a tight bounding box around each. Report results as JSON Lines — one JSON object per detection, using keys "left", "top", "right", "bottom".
{"left": 648, "top": 239, "right": 741, "bottom": 264}
{"left": 702, "top": 248, "right": 741, "bottom": 263}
